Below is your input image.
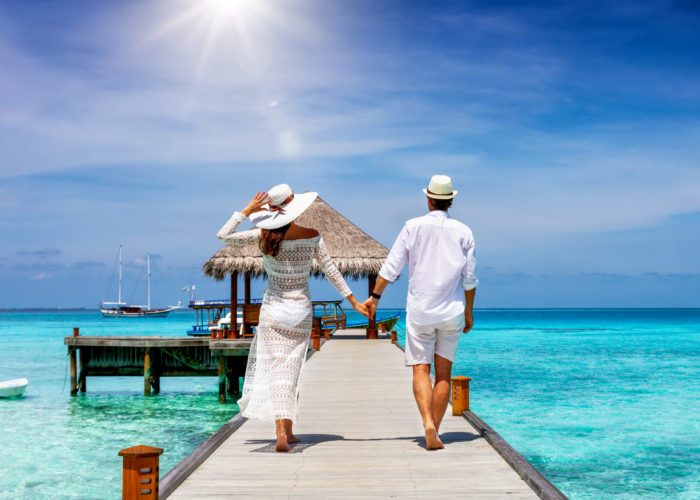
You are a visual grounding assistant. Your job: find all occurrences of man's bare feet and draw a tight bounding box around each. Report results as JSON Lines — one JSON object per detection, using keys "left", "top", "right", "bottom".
{"left": 275, "top": 435, "right": 291, "bottom": 452}
{"left": 425, "top": 427, "right": 444, "bottom": 450}
{"left": 287, "top": 434, "right": 301, "bottom": 444}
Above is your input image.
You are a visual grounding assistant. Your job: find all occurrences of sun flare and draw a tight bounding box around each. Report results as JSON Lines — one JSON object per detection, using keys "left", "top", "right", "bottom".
{"left": 148, "top": 0, "right": 289, "bottom": 79}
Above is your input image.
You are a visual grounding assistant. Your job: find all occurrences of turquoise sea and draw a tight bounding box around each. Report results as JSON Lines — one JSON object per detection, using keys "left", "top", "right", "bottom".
{"left": 0, "top": 309, "right": 698, "bottom": 499}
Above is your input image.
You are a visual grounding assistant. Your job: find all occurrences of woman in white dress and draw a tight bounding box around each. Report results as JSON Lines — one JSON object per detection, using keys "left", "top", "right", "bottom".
{"left": 217, "top": 185, "right": 369, "bottom": 451}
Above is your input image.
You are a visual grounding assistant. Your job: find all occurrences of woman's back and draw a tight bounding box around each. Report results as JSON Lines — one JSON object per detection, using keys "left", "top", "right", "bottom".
{"left": 217, "top": 213, "right": 350, "bottom": 300}
{"left": 263, "top": 235, "right": 321, "bottom": 297}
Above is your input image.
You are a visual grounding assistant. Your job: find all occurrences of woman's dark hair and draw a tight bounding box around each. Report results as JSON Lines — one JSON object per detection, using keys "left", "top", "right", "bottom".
{"left": 430, "top": 197, "right": 453, "bottom": 211}
{"left": 259, "top": 223, "right": 291, "bottom": 257}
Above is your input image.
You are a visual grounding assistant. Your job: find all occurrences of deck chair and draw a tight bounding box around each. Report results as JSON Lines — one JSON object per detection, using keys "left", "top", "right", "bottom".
{"left": 241, "top": 304, "right": 261, "bottom": 338}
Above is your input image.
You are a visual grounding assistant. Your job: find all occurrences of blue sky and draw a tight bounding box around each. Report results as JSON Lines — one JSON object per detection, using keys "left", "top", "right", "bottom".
{"left": 1, "top": 0, "right": 699, "bottom": 308}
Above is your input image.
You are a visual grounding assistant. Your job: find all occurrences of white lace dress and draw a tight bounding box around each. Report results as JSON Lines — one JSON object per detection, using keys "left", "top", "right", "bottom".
{"left": 217, "top": 211, "right": 352, "bottom": 422}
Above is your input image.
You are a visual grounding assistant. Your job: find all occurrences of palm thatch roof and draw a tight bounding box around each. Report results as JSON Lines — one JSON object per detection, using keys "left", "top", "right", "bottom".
{"left": 203, "top": 197, "right": 388, "bottom": 280}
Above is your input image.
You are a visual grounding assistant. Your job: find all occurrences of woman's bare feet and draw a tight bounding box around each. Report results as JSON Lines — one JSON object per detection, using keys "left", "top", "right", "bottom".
{"left": 275, "top": 419, "right": 291, "bottom": 452}
{"left": 275, "top": 434, "right": 291, "bottom": 452}
{"left": 425, "top": 426, "right": 444, "bottom": 450}
{"left": 283, "top": 419, "right": 300, "bottom": 444}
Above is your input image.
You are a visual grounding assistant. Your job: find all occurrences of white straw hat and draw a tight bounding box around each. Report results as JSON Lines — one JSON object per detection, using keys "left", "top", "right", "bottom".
{"left": 249, "top": 184, "right": 318, "bottom": 230}
{"left": 422, "top": 174, "right": 458, "bottom": 199}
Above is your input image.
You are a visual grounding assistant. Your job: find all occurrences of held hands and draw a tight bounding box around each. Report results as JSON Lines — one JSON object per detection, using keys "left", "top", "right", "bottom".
{"left": 241, "top": 192, "right": 270, "bottom": 217}
{"left": 363, "top": 297, "right": 378, "bottom": 320}
{"left": 348, "top": 295, "right": 371, "bottom": 319}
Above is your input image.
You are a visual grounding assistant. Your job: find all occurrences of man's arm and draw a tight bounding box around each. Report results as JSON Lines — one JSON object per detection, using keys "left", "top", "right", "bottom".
{"left": 364, "top": 226, "right": 409, "bottom": 318}
{"left": 461, "top": 232, "right": 478, "bottom": 333}
{"left": 365, "top": 276, "right": 391, "bottom": 319}
{"left": 463, "top": 288, "right": 476, "bottom": 333}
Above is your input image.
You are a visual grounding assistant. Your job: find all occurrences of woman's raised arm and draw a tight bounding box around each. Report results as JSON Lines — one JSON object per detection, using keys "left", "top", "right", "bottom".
{"left": 216, "top": 192, "right": 269, "bottom": 246}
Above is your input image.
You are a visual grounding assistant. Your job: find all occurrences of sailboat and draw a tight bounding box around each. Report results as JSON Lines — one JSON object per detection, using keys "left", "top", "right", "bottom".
{"left": 100, "top": 246, "right": 182, "bottom": 317}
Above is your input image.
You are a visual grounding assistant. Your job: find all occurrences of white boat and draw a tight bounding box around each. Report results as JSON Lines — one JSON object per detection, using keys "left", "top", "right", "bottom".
{"left": 100, "top": 247, "right": 182, "bottom": 318}
{"left": 0, "top": 378, "right": 28, "bottom": 398}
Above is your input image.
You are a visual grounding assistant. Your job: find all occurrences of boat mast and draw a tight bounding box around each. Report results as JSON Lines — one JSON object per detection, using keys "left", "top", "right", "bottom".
{"left": 118, "top": 245, "right": 123, "bottom": 305}
{"left": 147, "top": 252, "right": 151, "bottom": 310}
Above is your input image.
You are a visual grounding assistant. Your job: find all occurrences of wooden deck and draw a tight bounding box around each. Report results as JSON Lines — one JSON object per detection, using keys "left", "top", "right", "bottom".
{"left": 165, "top": 330, "right": 553, "bottom": 499}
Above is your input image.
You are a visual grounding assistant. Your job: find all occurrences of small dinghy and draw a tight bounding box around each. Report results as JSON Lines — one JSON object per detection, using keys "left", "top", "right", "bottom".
{"left": 0, "top": 378, "right": 28, "bottom": 398}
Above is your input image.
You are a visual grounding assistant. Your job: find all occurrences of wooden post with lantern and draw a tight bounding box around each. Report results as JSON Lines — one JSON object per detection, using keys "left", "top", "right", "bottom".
{"left": 451, "top": 376, "right": 471, "bottom": 415}
{"left": 118, "top": 445, "right": 163, "bottom": 500}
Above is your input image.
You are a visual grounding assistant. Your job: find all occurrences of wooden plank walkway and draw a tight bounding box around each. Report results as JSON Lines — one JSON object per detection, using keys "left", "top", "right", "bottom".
{"left": 168, "top": 330, "right": 541, "bottom": 499}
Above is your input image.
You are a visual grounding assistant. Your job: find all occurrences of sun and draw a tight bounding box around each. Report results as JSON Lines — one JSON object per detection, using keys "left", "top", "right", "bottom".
{"left": 147, "top": 0, "right": 286, "bottom": 78}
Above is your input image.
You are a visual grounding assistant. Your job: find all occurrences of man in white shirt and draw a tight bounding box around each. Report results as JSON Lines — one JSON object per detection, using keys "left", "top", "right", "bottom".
{"left": 365, "top": 175, "right": 478, "bottom": 449}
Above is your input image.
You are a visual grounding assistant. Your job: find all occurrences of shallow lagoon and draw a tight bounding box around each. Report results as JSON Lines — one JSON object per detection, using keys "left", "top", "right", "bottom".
{"left": 1, "top": 309, "right": 698, "bottom": 499}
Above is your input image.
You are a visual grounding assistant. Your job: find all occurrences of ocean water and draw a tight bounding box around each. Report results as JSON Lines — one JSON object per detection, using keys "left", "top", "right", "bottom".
{"left": 0, "top": 310, "right": 237, "bottom": 500}
{"left": 394, "top": 309, "right": 700, "bottom": 500}
{"left": 1, "top": 309, "right": 698, "bottom": 499}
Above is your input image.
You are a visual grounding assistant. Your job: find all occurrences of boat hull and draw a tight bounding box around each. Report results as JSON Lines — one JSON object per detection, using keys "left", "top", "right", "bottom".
{"left": 101, "top": 307, "right": 179, "bottom": 318}
{"left": 346, "top": 314, "right": 400, "bottom": 332}
{"left": 0, "top": 378, "right": 28, "bottom": 398}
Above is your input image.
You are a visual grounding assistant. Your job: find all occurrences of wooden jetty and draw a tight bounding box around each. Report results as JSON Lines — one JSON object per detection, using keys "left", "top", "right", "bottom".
{"left": 64, "top": 317, "right": 332, "bottom": 402}
{"left": 65, "top": 328, "right": 251, "bottom": 401}
{"left": 155, "top": 330, "right": 566, "bottom": 499}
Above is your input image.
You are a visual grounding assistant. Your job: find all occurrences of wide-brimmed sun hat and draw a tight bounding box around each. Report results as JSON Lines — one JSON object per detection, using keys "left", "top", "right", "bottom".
{"left": 249, "top": 184, "right": 318, "bottom": 230}
{"left": 422, "top": 174, "right": 458, "bottom": 199}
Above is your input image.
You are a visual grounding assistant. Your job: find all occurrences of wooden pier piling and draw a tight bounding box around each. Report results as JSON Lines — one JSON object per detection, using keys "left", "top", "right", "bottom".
{"left": 217, "top": 357, "right": 226, "bottom": 403}
{"left": 118, "top": 445, "right": 163, "bottom": 500}
{"left": 70, "top": 327, "right": 79, "bottom": 396}
{"left": 230, "top": 272, "right": 238, "bottom": 339}
{"left": 226, "top": 357, "right": 243, "bottom": 396}
{"left": 151, "top": 349, "right": 161, "bottom": 395}
{"left": 78, "top": 347, "right": 87, "bottom": 393}
{"left": 144, "top": 348, "right": 152, "bottom": 396}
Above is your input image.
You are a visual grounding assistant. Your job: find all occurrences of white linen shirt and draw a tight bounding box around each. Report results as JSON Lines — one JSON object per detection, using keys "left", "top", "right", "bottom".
{"left": 379, "top": 210, "right": 478, "bottom": 326}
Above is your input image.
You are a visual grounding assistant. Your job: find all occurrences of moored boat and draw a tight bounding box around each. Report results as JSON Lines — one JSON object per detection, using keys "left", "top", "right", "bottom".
{"left": 100, "top": 247, "right": 182, "bottom": 318}
{"left": 347, "top": 312, "right": 401, "bottom": 332}
{"left": 0, "top": 378, "right": 28, "bottom": 398}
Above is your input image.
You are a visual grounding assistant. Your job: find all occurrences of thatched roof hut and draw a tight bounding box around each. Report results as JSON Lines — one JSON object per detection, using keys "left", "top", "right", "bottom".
{"left": 203, "top": 196, "right": 389, "bottom": 281}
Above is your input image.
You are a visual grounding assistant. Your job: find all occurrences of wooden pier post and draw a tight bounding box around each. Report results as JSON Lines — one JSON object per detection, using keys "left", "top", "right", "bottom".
{"left": 78, "top": 346, "right": 87, "bottom": 393}
{"left": 244, "top": 273, "right": 251, "bottom": 304}
{"left": 225, "top": 358, "right": 238, "bottom": 396}
{"left": 118, "top": 445, "right": 163, "bottom": 500}
{"left": 70, "top": 328, "right": 79, "bottom": 396}
{"left": 230, "top": 272, "right": 238, "bottom": 339}
{"left": 366, "top": 274, "right": 378, "bottom": 339}
{"left": 311, "top": 317, "right": 322, "bottom": 351}
{"left": 243, "top": 273, "right": 252, "bottom": 336}
{"left": 144, "top": 348, "right": 152, "bottom": 396}
{"left": 451, "top": 376, "right": 471, "bottom": 416}
{"left": 152, "top": 349, "right": 160, "bottom": 395}
{"left": 218, "top": 356, "right": 227, "bottom": 403}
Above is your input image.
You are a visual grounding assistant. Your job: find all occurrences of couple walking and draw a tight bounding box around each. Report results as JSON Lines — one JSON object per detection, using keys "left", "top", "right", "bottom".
{"left": 217, "top": 175, "right": 478, "bottom": 451}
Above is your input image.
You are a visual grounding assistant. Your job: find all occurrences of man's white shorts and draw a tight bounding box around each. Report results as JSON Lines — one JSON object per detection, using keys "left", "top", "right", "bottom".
{"left": 404, "top": 313, "right": 465, "bottom": 366}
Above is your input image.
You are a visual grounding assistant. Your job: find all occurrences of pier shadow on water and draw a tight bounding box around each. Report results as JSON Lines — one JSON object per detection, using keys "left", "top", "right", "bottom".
{"left": 248, "top": 430, "right": 480, "bottom": 453}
